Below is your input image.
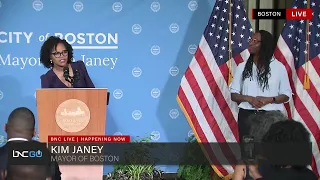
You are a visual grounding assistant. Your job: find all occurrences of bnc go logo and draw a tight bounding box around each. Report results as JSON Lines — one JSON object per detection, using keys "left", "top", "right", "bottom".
{"left": 12, "top": 150, "right": 43, "bottom": 158}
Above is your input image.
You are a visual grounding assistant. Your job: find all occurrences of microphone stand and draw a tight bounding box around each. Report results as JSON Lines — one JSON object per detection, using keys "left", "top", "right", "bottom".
{"left": 64, "top": 76, "right": 73, "bottom": 88}
{"left": 63, "top": 67, "right": 72, "bottom": 87}
{"left": 70, "top": 77, "right": 74, "bottom": 88}
{"left": 73, "top": 69, "right": 80, "bottom": 85}
{"left": 64, "top": 69, "right": 80, "bottom": 88}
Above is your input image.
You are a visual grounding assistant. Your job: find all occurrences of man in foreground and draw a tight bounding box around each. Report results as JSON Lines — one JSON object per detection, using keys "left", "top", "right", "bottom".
{"left": 0, "top": 107, "right": 61, "bottom": 180}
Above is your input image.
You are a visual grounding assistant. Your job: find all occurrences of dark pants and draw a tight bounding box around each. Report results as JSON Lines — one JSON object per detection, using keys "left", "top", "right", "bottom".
{"left": 238, "top": 108, "right": 267, "bottom": 142}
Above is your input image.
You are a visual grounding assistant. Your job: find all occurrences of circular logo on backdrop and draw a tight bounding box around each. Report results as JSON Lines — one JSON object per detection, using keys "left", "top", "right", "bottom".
{"left": 132, "top": 67, "right": 142, "bottom": 77}
{"left": 169, "top": 66, "right": 179, "bottom": 76}
{"left": 188, "top": 130, "right": 194, "bottom": 138}
{"left": 151, "top": 131, "right": 160, "bottom": 141}
{"left": 132, "top": 24, "right": 142, "bottom": 34}
{"left": 169, "top": 109, "right": 179, "bottom": 119}
{"left": 113, "top": 132, "right": 122, "bottom": 135}
{"left": 112, "top": 2, "right": 122, "bottom": 12}
{"left": 151, "top": 45, "right": 160, "bottom": 55}
{"left": 169, "top": 23, "right": 179, "bottom": 33}
{"left": 0, "top": 90, "right": 3, "bottom": 100}
{"left": 151, "top": 88, "right": 161, "bottom": 98}
{"left": 55, "top": 99, "right": 90, "bottom": 133}
{"left": 32, "top": 134, "right": 39, "bottom": 141}
{"left": 150, "top": 2, "right": 160, "bottom": 12}
{"left": 113, "top": 89, "right": 123, "bottom": 99}
{"left": 0, "top": 135, "right": 5, "bottom": 144}
{"left": 188, "top": 44, "right": 197, "bottom": 54}
{"left": 132, "top": 110, "right": 142, "bottom": 120}
{"left": 73, "top": 1, "right": 83, "bottom": 12}
{"left": 188, "top": 1, "right": 198, "bottom": 11}
{"left": 33, "top": 0, "right": 43, "bottom": 11}
{"left": 34, "top": 91, "right": 37, "bottom": 99}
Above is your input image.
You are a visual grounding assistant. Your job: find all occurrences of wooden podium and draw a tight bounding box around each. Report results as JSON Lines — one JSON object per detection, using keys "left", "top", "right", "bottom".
{"left": 36, "top": 88, "right": 108, "bottom": 180}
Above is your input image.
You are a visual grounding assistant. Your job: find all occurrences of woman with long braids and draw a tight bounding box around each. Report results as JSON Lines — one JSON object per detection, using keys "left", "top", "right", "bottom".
{"left": 230, "top": 30, "right": 292, "bottom": 142}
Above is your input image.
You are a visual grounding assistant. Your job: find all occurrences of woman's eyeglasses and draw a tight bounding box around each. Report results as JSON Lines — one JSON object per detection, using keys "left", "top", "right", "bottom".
{"left": 52, "top": 50, "right": 68, "bottom": 58}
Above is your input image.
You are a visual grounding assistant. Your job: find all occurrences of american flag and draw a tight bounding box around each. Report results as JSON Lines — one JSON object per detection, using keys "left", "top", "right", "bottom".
{"left": 273, "top": 0, "right": 320, "bottom": 177}
{"left": 177, "top": 0, "right": 252, "bottom": 178}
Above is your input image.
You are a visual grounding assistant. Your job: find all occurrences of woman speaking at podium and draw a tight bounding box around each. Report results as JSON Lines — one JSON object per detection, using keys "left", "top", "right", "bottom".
{"left": 39, "top": 36, "right": 95, "bottom": 88}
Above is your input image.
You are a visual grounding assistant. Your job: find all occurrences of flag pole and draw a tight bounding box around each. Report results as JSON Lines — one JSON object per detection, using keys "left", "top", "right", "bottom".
{"left": 304, "top": 0, "right": 310, "bottom": 90}
{"left": 227, "top": 0, "right": 233, "bottom": 85}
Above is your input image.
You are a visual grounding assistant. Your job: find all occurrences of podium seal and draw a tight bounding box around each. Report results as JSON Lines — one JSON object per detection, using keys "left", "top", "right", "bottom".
{"left": 55, "top": 99, "right": 90, "bottom": 133}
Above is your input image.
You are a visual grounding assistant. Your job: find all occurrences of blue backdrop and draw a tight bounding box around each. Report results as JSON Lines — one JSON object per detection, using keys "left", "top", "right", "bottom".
{"left": 0, "top": 0, "right": 215, "bottom": 174}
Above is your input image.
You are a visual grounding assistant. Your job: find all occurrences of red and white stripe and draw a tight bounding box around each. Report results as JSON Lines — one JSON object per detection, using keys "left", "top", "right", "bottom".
{"left": 274, "top": 35, "right": 320, "bottom": 177}
{"left": 177, "top": 36, "right": 249, "bottom": 178}
{"left": 178, "top": 34, "right": 320, "bottom": 178}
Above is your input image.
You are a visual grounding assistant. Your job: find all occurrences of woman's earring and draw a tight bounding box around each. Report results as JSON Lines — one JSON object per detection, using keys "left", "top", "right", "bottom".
{"left": 50, "top": 60, "right": 53, "bottom": 64}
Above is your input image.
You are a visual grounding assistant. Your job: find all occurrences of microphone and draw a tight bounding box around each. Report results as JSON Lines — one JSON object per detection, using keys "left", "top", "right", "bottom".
{"left": 63, "top": 67, "right": 69, "bottom": 78}
{"left": 63, "top": 67, "right": 72, "bottom": 84}
{"left": 74, "top": 69, "right": 80, "bottom": 83}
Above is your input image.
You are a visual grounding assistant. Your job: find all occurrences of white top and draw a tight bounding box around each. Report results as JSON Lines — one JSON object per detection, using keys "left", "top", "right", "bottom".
{"left": 230, "top": 58, "right": 292, "bottom": 111}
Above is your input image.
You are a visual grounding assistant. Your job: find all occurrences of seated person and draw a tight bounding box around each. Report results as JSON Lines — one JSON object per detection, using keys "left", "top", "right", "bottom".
{"left": 248, "top": 120, "right": 318, "bottom": 180}
{"left": 233, "top": 111, "right": 287, "bottom": 180}
{"left": 0, "top": 107, "right": 61, "bottom": 180}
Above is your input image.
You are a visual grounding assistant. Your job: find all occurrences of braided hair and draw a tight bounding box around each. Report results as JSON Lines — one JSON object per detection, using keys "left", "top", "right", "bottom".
{"left": 241, "top": 30, "right": 276, "bottom": 91}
